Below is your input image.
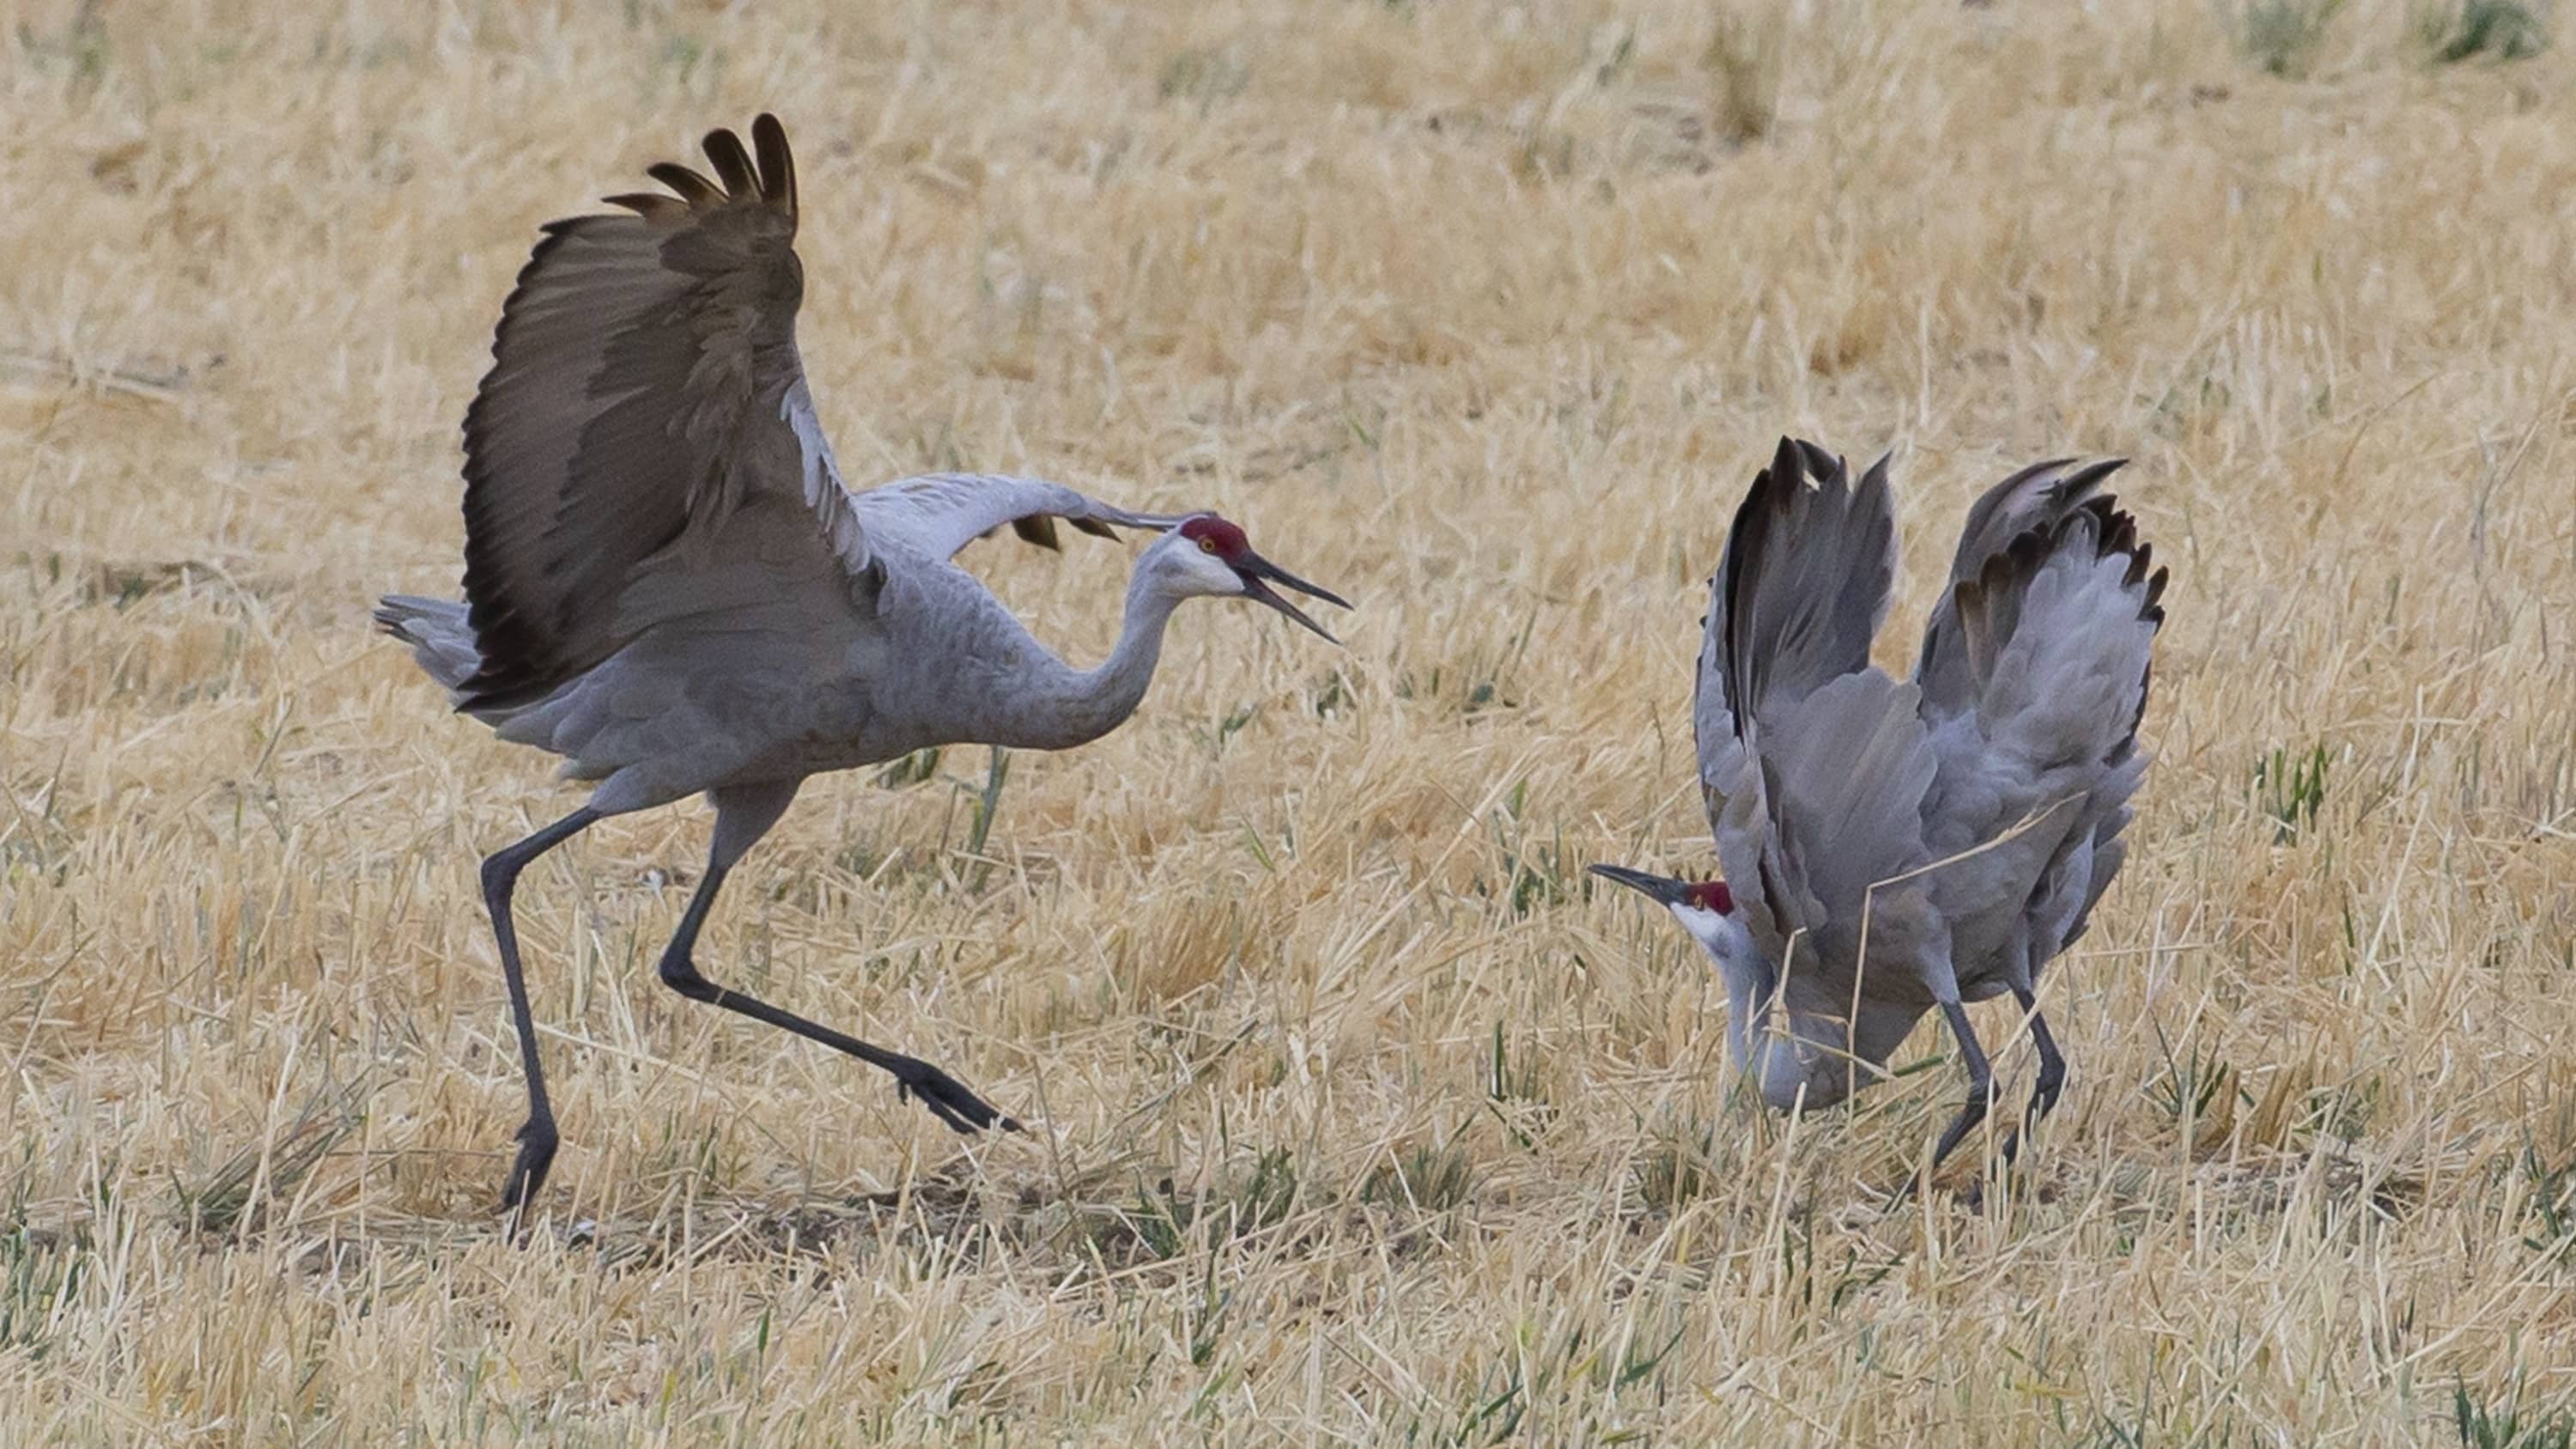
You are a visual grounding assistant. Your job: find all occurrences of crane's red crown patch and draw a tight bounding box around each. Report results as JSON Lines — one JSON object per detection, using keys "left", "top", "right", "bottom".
{"left": 1179, "top": 514, "right": 1249, "bottom": 560}
{"left": 1685, "top": 880, "right": 1735, "bottom": 914}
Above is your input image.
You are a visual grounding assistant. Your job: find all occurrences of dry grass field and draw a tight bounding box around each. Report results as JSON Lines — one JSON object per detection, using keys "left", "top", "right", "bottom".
{"left": 6, "top": 0, "right": 2576, "bottom": 1440}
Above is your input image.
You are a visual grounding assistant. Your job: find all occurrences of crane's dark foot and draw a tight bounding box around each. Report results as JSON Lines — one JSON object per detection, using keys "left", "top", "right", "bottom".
{"left": 892, "top": 1060, "right": 1020, "bottom": 1134}
{"left": 1891, "top": 1097, "right": 1998, "bottom": 1209}
{"left": 498, "top": 1114, "right": 559, "bottom": 1215}
{"left": 1983, "top": 1076, "right": 2063, "bottom": 1182}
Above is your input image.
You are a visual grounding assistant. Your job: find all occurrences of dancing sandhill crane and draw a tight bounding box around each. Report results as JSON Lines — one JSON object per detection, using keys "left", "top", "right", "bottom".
{"left": 377, "top": 115, "right": 1348, "bottom": 1212}
{"left": 1591, "top": 439, "right": 2164, "bottom": 1176}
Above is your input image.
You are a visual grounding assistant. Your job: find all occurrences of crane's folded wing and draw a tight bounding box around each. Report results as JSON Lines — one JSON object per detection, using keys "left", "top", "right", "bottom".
{"left": 854, "top": 473, "right": 1187, "bottom": 563}
{"left": 1748, "top": 667, "right": 1941, "bottom": 983}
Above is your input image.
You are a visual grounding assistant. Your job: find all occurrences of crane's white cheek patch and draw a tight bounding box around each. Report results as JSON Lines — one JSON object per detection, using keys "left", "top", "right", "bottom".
{"left": 1668, "top": 904, "right": 1728, "bottom": 947}
{"left": 1173, "top": 547, "right": 1247, "bottom": 595}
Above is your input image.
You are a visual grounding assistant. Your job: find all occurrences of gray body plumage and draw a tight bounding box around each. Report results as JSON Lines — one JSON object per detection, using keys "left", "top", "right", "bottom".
{"left": 1643, "top": 438, "right": 2165, "bottom": 1171}
{"left": 379, "top": 470, "right": 1192, "bottom": 815}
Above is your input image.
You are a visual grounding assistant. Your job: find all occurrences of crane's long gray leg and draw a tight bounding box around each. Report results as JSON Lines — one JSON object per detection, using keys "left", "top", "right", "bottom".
{"left": 1927, "top": 999, "right": 1999, "bottom": 1173}
{"left": 652, "top": 781, "right": 1018, "bottom": 1135}
{"left": 1996, "top": 986, "right": 2067, "bottom": 1169}
{"left": 480, "top": 805, "right": 602, "bottom": 1214}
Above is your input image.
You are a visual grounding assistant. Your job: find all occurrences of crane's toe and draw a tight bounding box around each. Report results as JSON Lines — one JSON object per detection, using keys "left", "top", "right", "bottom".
{"left": 498, "top": 1115, "right": 560, "bottom": 1215}
{"left": 895, "top": 1062, "right": 1021, "bottom": 1134}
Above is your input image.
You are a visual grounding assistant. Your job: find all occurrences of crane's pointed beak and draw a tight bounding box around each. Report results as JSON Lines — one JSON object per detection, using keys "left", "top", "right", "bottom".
{"left": 1235, "top": 551, "right": 1351, "bottom": 645}
{"left": 1586, "top": 863, "right": 1693, "bottom": 907}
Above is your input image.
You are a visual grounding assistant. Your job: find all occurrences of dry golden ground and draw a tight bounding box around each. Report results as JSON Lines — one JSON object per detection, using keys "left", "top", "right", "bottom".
{"left": 5, "top": 0, "right": 2576, "bottom": 1440}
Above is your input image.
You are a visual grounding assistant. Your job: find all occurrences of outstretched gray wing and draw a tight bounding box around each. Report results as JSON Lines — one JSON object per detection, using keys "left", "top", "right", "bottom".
{"left": 854, "top": 472, "right": 1186, "bottom": 561}
{"left": 1914, "top": 456, "right": 2124, "bottom": 722}
{"left": 1694, "top": 439, "right": 1931, "bottom": 983}
{"left": 455, "top": 114, "right": 872, "bottom": 709}
{"left": 1917, "top": 486, "right": 2166, "bottom": 988}
{"left": 1695, "top": 438, "right": 1896, "bottom": 764}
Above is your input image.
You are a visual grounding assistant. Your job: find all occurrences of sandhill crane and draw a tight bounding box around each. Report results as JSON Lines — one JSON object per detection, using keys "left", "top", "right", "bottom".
{"left": 1590, "top": 439, "right": 2164, "bottom": 1178}
{"left": 376, "top": 115, "right": 1348, "bottom": 1213}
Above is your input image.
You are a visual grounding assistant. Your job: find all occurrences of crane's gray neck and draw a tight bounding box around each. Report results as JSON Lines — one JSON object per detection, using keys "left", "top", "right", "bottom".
{"left": 1699, "top": 928, "right": 1859, "bottom": 1111}
{"left": 1711, "top": 950, "right": 1814, "bottom": 1109}
{"left": 987, "top": 563, "right": 1182, "bottom": 752}
{"left": 1707, "top": 936, "right": 1923, "bottom": 1112}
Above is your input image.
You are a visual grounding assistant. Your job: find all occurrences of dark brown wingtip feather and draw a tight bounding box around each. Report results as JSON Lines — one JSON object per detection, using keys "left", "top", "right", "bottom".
{"left": 647, "top": 161, "right": 723, "bottom": 206}
{"left": 1011, "top": 514, "right": 1064, "bottom": 551}
{"left": 1986, "top": 455, "right": 2080, "bottom": 502}
{"left": 603, "top": 192, "right": 688, "bottom": 221}
{"left": 701, "top": 126, "right": 758, "bottom": 198}
{"left": 1716, "top": 439, "right": 1801, "bottom": 736}
{"left": 2115, "top": 527, "right": 2150, "bottom": 588}
{"left": 1791, "top": 437, "right": 1844, "bottom": 488}
{"left": 751, "top": 113, "right": 796, "bottom": 217}
{"left": 1994, "top": 526, "right": 2049, "bottom": 656}
{"left": 453, "top": 671, "right": 560, "bottom": 715}
{"left": 1765, "top": 435, "right": 1807, "bottom": 502}
{"left": 2060, "top": 459, "right": 2129, "bottom": 504}
{"left": 2078, "top": 494, "right": 2167, "bottom": 626}
{"left": 2080, "top": 497, "right": 2129, "bottom": 560}
{"left": 1070, "top": 515, "right": 1120, "bottom": 539}
{"left": 2122, "top": 658, "right": 2157, "bottom": 741}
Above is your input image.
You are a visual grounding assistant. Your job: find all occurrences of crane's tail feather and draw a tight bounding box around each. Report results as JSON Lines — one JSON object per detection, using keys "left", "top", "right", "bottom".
{"left": 374, "top": 594, "right": 483, "bottom": 699}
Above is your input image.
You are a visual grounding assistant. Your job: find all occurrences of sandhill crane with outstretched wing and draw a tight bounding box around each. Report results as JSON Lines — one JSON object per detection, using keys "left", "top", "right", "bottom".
{"left": 1591, "top": 439, "right": 2163, "bottom": 1177}
{"left": 378, "top": 116, "right": 1348, "bottom": 1214}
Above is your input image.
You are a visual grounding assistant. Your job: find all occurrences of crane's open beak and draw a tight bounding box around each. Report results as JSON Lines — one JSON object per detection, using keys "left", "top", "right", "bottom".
{"left": 1236, "top": 551, "right": 1351, "bottom": 645}
{"left": 1586, "top": 863, "right": 1693, "bottom": 907}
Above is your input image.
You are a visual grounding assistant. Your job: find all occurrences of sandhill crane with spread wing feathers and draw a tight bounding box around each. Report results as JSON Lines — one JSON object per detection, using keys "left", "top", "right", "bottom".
{"left": 1591, "top": 439, "right": 2165, "bottom": 1178}
{"left": 377, "top": 116, "right": 1348, "bottom": 1213}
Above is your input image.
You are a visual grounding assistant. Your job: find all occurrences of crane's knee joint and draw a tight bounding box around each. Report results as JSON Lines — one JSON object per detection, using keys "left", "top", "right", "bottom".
{"left": 479, "top": 850, "right": 520, "bottom": 902}
{"left": 1957, "top": 1072, "right": 1995, "bottom": 1124}
{"left": 657, "top": 954, "right": 719, "bottom": 1002}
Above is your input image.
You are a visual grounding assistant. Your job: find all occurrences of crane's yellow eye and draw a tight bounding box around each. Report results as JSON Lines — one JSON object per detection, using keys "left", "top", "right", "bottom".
{"left": 1197, "top": 536, "right": 1219, "bottom": 555}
